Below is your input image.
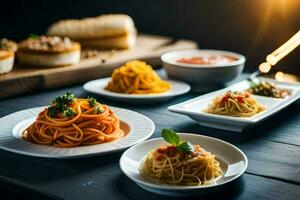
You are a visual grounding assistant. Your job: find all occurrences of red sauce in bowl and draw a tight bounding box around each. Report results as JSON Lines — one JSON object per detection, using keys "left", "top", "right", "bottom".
{"left": 176, "top": 55, "right": 238, "bottom": 65}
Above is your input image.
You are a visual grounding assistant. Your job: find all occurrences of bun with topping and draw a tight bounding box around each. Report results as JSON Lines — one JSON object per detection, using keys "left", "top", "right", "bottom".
{"left": 17, "top": 35, "right": 81, "bottom": 67}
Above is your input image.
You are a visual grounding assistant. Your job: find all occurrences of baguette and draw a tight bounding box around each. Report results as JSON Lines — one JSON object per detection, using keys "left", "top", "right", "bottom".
{"left": 47, "top": 14, "right": 136, "bottom": 39}
{"left": 79, "top": 32, "right": 136, "bottom": 49}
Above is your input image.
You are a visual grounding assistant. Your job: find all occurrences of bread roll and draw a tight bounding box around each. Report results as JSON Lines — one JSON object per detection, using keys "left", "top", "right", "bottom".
{"left": 79, "top": 33, "right": 136, "bottom": 49}
{"left": 47, "top": 14, "right": 137, "bottom": 49}
{"left": 18, "top": 50, "right": 80, "bottom": 67}
{"left": 18, "top": 36, "right": 81, "bottom": 67}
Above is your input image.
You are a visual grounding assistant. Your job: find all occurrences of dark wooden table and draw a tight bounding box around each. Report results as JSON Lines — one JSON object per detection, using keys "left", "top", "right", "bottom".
{"left": 0, "top": 74, "right": 299, "bottom": 200}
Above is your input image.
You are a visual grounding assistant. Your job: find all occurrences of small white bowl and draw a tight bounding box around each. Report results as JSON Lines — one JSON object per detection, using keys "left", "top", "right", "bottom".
{"left": 161, "top": 49, "right": 245, "bottom": 91}
{"left": 120, "top": 133, "right": 248, "bottom": 197}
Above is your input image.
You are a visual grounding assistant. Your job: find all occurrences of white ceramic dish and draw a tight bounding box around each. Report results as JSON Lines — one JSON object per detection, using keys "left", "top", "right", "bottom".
{"left": 168, "top": 77, "right": 300, "bottom": 132}
{"left": 161, "top": 49, "right": 245, "bottom": 91}
{"left": 120, "top": 133, "right": 247, "bottom": 196}
{"left": 83, "top": 77, "right": 191, "bottom": 103}
{"left": 0, "top": 106, "right": 155, "bottom": 158}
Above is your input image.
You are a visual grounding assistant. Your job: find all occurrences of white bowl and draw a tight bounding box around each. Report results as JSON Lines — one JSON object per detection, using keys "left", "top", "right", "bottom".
{"left": 120, "top": 133, "right": 248, "bottom": 197}
{"left": 161, "top": 49, "right": 245, "bottom": 91}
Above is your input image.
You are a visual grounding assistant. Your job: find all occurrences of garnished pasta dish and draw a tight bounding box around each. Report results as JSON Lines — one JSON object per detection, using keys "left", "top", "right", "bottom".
{"left": 204, "top": 91, "right": 265, "bottom": 117}
{"left": 22, "top": 92, "right": 124, "bottom": 147}
{"left": 106, "top": 60, "right": 171, "bottom": 94}
{"left": 141, "top": 129, "right": 222, "bottom": 186}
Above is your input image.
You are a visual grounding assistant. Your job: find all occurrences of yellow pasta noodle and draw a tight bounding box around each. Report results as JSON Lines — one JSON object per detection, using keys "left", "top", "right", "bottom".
{"left": 106, "top": 60, "right": 171, "bottom": 94}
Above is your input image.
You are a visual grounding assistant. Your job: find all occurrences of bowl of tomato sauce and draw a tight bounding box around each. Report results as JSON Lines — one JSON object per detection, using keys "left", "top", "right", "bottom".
{"left": 161, "top": 49, "right": 245, "bottom": 91}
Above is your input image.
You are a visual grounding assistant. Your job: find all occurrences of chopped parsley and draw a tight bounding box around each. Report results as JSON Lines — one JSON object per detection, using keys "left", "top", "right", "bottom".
{"left": 88, "top": 97, "right": 97, "bottom": 107}
{"left": 48, "top": 92, "right": 76, "bottom": 118}
{"left": 63, "top": 108, "right": 75, "bottom": 117}
{"left": 47, "top": 93, "right": 104, "bottom": 118}
{"left": 88, "top": 97, "right": 104, "bottom": 114}
{"left": 48, "top": 106, "right": 59, "bottom": 118}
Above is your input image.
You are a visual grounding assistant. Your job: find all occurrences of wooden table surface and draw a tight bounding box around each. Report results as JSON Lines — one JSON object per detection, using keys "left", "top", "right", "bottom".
{"left": 0, "top": 74, "right": 299, "bottom": 200}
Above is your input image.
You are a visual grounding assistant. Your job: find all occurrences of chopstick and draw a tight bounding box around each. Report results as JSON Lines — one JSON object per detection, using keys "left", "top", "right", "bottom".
{"left": 259, "top": 30, "right": 300, "bottom": 73}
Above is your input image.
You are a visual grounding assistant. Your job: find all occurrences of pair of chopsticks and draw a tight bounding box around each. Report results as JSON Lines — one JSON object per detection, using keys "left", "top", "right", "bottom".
{"left": 249, "top": 30, "right": 300, "bottom": 81}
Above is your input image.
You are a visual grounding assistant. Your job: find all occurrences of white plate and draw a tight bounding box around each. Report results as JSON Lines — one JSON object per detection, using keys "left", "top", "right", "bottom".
{"left": 0, "top": 106, "right": 155, "bottom": 158}
{"left": 120, "top": 133, "right": 247, "bottom": 197}
{"left": 168, "top": 77, "right": 300, "bottom": 132}
{"left": 83, "top": 77, "right": 191, "bottom": 103}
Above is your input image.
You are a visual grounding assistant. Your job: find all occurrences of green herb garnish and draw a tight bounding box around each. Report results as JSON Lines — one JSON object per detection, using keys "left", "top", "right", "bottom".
{"left": 88, "top": 97, "right": 97, "bottom": 107}
{"left": 63, "top": 108, "right": 75, "bottom": 117}
{"left": 177, "top": 141, "right": 194, "bottom": 153}
{"left": 60, "top": 92, "right": 75, "bottom": 105}
{"left": 48, "top": 106, "right": 59, "bottom": 118}
{"left": 161, "top": 129, "right": 194, "bottom": 153}
{"left": 88, "top": 97, "right": 104, "bottom": 114}
{"left": 48, "top": 92, "right": 76, "bottom": 118}
{"left": 161, "top": 129, "right": 180, "bottom": 145}
{"left": 95, "top": 106, "right": 103, "bottom": 114}
{"left": 249, "top": 80, "right": 259, "bottom": 89}
{"left": 28, "top": 33, "right": 38, "bottom": 39}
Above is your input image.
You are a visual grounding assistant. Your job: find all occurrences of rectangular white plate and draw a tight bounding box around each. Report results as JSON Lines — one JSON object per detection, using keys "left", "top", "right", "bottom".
{"left": 168, "top": 77, "right": 300, "bottom": 132}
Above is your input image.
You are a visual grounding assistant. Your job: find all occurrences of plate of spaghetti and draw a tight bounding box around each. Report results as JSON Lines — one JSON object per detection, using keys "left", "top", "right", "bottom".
{"left": 169, "top": 76, "right": 300, "bottom": 132}
{"left": 83, "top": 60, "right": 190, "bottom": 103}
{"left": 0, "top": 92, "right": 155, "bottom": 158}
{"left": 120, "top": 129, "right": 247, "bottom": 196}
{"left": 204, "top": 91, "right": 265, "bottom": 117}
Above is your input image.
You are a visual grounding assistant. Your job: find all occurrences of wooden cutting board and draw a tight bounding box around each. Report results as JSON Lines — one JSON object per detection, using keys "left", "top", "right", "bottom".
{"left": 0, "top": 34, "right": 197, "bottom": 99}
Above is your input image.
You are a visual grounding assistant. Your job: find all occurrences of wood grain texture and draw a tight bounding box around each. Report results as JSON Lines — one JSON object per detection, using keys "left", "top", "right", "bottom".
{"left": 0, "top": 150, "right": 299, "bottom": 200}
{"left": 0, "top": 34, "right": 197, "bottom": 99}
{"left": 0, "top": 73, "right": 299, "bottom": 199}
{"left": 241, "top": 140, "right": 300, "bottom": 184}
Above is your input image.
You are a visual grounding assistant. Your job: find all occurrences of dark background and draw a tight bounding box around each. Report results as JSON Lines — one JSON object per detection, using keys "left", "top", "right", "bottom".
{"left": 1, "top": 0, "right": 299, "bottom": 73}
